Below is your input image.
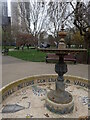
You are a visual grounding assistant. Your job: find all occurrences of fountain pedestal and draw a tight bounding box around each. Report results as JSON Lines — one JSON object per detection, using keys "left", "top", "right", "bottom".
{"left": 39, "top": 48, "right": 86, "bottom": 114}
{"left": 45, "top": 25, "right": 74, "bottom": 114}
{"left": 46, "top": 53, "right": 74, "bottom": 114}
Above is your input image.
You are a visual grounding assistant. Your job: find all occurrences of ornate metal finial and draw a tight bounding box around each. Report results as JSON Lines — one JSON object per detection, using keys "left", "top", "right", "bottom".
{"left": 58, "top": 24, "right": 66, "bottom": 49}
{"left": 61, "top": 24, "right": 64, "bottom": 31}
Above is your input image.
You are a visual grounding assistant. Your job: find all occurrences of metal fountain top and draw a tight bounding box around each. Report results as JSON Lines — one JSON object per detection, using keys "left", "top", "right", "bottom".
{"left": 38, "top": 24, "right": 87, "bottom": 55}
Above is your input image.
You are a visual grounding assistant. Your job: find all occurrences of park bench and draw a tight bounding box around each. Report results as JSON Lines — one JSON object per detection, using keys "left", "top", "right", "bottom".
{"left": 46, "top": 53, "right": 76, "bottom": 64}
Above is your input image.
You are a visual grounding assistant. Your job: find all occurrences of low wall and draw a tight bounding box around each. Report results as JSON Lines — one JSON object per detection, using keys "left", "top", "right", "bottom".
{"left": 0, "top": 74, "right": 89, "bottom": 104}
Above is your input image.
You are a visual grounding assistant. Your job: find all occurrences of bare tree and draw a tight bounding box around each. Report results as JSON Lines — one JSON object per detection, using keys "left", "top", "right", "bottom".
{"left": 17, "top": 0, "right": 50, "bottom": 46}
{"left": 46, "top": 2, "right": 70, "bottom": 43}
{"left": 70, "top": 0, "right": 90, "bottom": 49}
{"left": 11, "top": 1, "right": 73, "bottom": 47}
{"left": 12, "top": 0, "right": 90, "bottom": 49}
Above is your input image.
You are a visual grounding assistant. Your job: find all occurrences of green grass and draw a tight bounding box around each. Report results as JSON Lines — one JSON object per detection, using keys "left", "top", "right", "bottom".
{"left": 2, "top": 46, "right": 15, "bottom": 49}
{"left": 8, "top": 49, "right": 46, "bottom": 62}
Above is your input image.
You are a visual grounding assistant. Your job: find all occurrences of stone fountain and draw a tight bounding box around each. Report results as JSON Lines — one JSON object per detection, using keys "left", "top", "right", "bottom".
{"left": 39, "top": 25, "right": 87, "bottom": 114}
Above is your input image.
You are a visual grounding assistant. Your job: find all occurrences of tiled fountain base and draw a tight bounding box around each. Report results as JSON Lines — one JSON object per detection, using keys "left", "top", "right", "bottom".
{"left": 0, "top": 82, "right": 88, "bottom": 118}
{"left": 46, "top": 95, "right": 74, "bottom": 114}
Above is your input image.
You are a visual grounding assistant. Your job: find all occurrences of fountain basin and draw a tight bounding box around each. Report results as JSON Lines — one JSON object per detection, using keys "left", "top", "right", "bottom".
{"left": 0, "top": 74, "right": 89, "bottom": 118}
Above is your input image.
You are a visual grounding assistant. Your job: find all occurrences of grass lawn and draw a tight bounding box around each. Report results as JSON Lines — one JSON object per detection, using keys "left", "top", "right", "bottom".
{"left": 2, "top": 46, "right": 15, "bottom": 49}
{"left": 8, "top": 49, "right": 47, "bottom": 62}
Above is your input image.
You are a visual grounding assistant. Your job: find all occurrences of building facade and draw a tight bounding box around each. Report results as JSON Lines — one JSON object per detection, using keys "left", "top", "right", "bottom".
{"left": 11, "top": 1, "right": 31, "bottom": 46}
{"left": 1, "top": 1, "right": 11, "bottom": 46}
{"left": 2, "top": 1, "right": 8, "bottom": 26}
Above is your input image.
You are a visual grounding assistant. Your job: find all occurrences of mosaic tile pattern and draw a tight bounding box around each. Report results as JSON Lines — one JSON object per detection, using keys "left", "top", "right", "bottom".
{"left": 32, "top": 85, "right": 47, "bottom": 96}
{"left": 2, "top": 104, "right": 25, "bottom": 113}
{"left": 0, "top": 82, "right": 88, "bottom": 118}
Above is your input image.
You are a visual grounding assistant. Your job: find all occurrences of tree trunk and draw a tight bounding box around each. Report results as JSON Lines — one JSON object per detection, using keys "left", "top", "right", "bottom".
{"left": 84, "top": 32, "right": 90, "bottom": 64}
{"left": 84, "top": 32, "right": 90, "bottom": 49}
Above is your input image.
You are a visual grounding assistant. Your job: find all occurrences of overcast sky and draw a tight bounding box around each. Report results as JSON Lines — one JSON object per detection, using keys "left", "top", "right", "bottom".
{"left": 8, "top": 0, "right": 11, "bottom": 16}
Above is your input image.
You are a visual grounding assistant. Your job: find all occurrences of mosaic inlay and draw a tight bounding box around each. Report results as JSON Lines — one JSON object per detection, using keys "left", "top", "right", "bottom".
{"left": 2, "top": 104, "right": 25, "bottom": 113}
{"left": 0, "top": 82, "right": 88, "bottom": 118}
{"left": 32, "top": 85, "right": 47, "bottom": 96}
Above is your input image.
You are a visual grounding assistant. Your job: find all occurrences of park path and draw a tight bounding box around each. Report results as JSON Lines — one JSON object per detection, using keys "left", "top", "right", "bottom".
{"left": 2, "top": 56, "right": 89, "bottom": 88}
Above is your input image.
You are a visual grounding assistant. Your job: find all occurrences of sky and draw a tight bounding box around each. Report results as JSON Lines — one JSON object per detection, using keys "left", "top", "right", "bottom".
{"left": 8, "top": 0, "right": 11, "bottom": 16}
